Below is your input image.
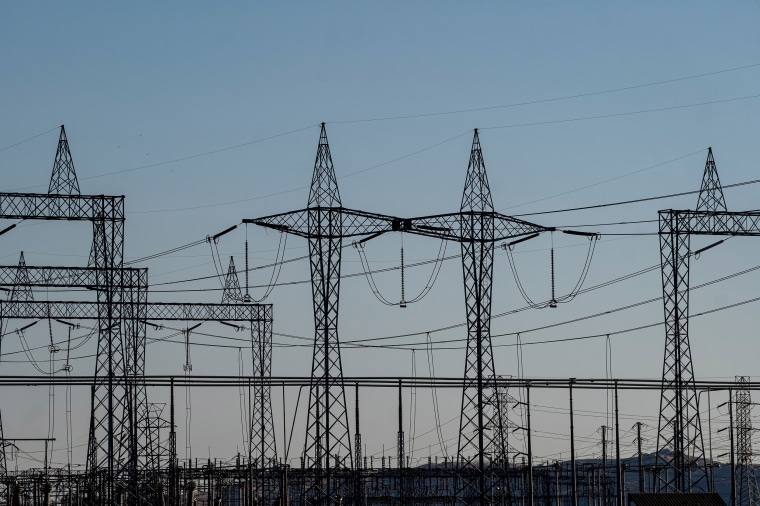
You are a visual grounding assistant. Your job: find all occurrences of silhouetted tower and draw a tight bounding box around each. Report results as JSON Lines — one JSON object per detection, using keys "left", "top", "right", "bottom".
{"left": 404, "top": 130, "right": 552, "bottom": 504}
{"left": 656, "top": 148, "right": 760, "bottom": 491}
{"left": 457, "top": 131, "right": 498, "bottom": 493}
{"left": 48, "top": 125, "right": 81, "bottom": 195}
{"left": 246, "top": 123, "right": 400, "bottom": 503}
{"left": 735, "top": 377, "right": 759, "bottom": 506}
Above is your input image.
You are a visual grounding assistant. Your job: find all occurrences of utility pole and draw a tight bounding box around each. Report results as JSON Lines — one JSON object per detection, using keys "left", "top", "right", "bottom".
{"left": 615, "top": 382, "right": 622, "bottom": 506}
{"left": 633, "top": 423, "right": 644, "bottom": 493}
{"left": 731, "top": 389, "right": 736, "bottom": 506}
{"left": 570, "top": 379, "right": 577, "bottom": 506}
{"left": 601, "top": 425, "right": 609, "bottom": 506}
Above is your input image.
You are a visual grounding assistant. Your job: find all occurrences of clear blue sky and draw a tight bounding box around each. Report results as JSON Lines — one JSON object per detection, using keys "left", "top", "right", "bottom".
{"left": 1, "top": 2, "right": 759, "bottom": 469}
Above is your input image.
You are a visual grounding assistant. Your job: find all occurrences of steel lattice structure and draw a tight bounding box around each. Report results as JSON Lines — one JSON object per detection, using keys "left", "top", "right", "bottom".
{"left": 404, "top": 130, "right": 548, "bottom": 504}
{"left": 221, "top": 256, "right": 278, "bottom": 503}
{"left": 656, "top": 148, "right": 760, "bottom": 492}
{"left": 0, "top": 127, "right": 274, "bottom": 505}
{"left": 0, "top": 126, "right": 128, "bottom": 504}
{"left": 735, "top": 377, "right": 760, "bottom": 506}
{"left": 48, "top": 125, "right": 80, "bottom": 195}
{"left": 246, "top": 123, "right": 402, "bottom": 504}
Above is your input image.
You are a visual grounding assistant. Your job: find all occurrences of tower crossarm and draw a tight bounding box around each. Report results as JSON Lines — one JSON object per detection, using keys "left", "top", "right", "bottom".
{"left": 0, "top": 300, "right": 272, "bottom": 322}
{"left": 405, "top": 210, "right": 548, "bottom": 242}
{"left": 0, "top": 192, "right": 124, "bottom": 221}
{"left": 661, "top": 209, "right": 760, "bottom": 236}
{"left": 0, "top": 265, "right": 147, "bottom": 288}
{"left": 245, "top": 206, "right": 402, "bottom": 239}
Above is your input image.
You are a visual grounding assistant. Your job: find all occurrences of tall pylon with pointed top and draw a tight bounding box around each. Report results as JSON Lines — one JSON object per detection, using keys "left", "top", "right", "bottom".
{"left": 458, "top": 129, "right": 500, "bottom": 502}
{"left": 249, "top": 123, "right": 420, "bottom": 502}
{"left": 303, "top": 123, "right": 353, "bottom": 499}
{"left": 656, "top": 149, "right": 728, "bottom": 492}
{"left": 48, "top": 125, "right": 81, "bottom": 195}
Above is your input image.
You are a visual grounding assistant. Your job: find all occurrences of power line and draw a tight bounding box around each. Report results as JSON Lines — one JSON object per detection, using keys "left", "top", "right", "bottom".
{"left": 328, "top": 62, "right": 760, "bottom": 124}
{"left": 482, "top": 93, "right": 760, "bottom": 132}
{"left": 500, "top": 148, "right": 707, "bottom": 212}
{"left": 0, "top": 126, "right": 60, "bottom": 153}
{"left": 127, "top": 96, "right": 758, "bottom": 215}
{"left": 513, "top": 178, "right": 760, "bottom": 217}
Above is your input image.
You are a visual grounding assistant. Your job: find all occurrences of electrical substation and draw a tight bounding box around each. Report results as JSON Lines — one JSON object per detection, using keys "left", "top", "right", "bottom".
{"left": 1, "top": 124, "right": 760, "bottom": 506}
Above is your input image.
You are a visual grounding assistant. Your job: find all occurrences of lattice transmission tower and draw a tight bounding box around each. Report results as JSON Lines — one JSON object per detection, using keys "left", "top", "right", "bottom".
{"left": 404, "top": 130, "right": 559, "bottom": 504}
{"left": 247, "top": 123, "right": 401, "bottom": 503}
{"left": 656, "top": 148, "right": 760, "bottom": 492}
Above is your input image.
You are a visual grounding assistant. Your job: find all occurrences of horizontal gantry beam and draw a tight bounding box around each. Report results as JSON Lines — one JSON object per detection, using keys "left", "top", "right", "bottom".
{"left": 0, "top": 375, "right": 754, "bottom": 390}
{"left": 0, "top": 300, "right": 271, "bottom": 322}
{"left": 0, "top": 265, "right": 147, "bottom": 288}
{"left": 660, "top": 209, "right": 760, "bottom": 236}
{"left": 0, "top": 192, "right": 124, "bottom": 221}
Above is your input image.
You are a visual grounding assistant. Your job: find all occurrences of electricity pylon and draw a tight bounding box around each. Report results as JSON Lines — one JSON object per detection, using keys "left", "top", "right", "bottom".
{"left": 404, "top": 130, "right": 554, "bottom": 504}
{"left": 656, "top": 148, "right": 760, "bottom": 491}
{"left": 246, "top": 123, "right": 401, "bottom": 503}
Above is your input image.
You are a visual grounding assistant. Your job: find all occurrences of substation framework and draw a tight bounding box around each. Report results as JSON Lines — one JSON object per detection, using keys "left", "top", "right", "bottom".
{"left": 1, "top": 125, "right": 759, "bottom": 506}
{"left": 0, "top": 127, "right": 274, "bottom": 506}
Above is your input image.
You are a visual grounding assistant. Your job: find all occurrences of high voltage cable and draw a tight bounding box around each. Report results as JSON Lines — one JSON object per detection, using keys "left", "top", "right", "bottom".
{"left": 6, "top": 258, "right": 759, "bottom": 364}
{"left": 128, "top": 130, "right": 472, "bottom": 214}
{"left": 0, "top": 126, "right": 60, "bottom": 153}
{"left": 131, "top": 93, "right": 758, "bottom": 215}
{"left": 327, "top": 62, "right": 760, "bottom": 123}
{"left": 347, "top": 258, "right": 760, "bottom": 350}
{"left": 481, "top": 94, "right": 760, "bottom": 132}
{"left": 500, "top": 148, "right": 707, "bottom": 212}
{"left": 127, "top": 172, "right": 756, "bottom": 280}
{"left": 513, "top": 178, "right": 760, "bottom": 217}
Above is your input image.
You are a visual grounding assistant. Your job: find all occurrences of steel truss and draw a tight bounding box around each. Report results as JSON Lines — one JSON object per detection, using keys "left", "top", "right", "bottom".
{"left": 403, "top": 130, "right": 548, "bottom": 504}
{"left": 656, "top": 148, "right": 760, "bottom": 492}
{"left": 248, "top": 127, "right": 565, "bottom": 505}
{"left": 0, "top": 125, "right": 127, "bottom": 504}
{"left": 247, "top": 123, "right": 402, "bottom": 504}
{"left": 221, "top": 255, "right": 278, "bottom": 504}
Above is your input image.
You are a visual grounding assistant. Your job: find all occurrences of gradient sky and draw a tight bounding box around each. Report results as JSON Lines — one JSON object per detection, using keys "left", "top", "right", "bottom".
{"left": 1, "top": 2, "right": 760, "bottom": 471}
